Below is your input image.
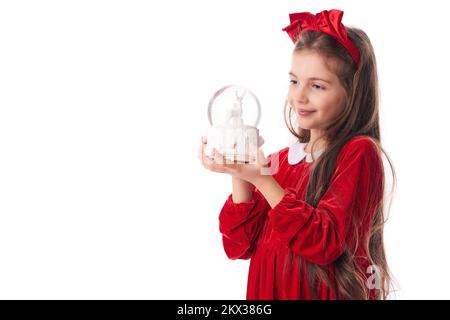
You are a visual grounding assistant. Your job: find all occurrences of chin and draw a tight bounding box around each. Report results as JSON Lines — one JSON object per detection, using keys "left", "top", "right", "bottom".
{"left": 297, "top": 121, "right": 316, "bottom": 130}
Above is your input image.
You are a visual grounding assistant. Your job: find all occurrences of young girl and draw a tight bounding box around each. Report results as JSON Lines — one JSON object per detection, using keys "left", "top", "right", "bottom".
{"left": 198, "top": 9, "right": 395, "bottom": 300}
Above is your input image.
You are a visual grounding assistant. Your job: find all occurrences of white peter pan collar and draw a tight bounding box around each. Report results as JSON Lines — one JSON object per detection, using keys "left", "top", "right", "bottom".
{"left": 288, "top": 141, "right": 325, "bottom": 165}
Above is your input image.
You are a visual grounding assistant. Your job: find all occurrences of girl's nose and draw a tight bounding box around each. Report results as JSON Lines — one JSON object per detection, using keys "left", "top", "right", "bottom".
{"left": 293, "top": 84, "right": 308, "bottom": 105}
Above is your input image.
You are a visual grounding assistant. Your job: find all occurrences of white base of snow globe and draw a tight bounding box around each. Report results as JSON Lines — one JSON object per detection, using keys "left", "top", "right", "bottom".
{"left": 205, "top": 125, "right": 259, "bottom": 164}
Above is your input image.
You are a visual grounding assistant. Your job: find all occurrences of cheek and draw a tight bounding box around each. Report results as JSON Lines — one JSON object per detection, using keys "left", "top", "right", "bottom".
{"left": 319, "top": 90, "right": 345, "bottom": 110}
{"left": 310, "top": 95, "right": 333, "bottom": 113}
{"left": 313, "top": 98, "right": 344, "bottom": 122}
{"left": 318, "top": 104, "right": 336, "bottom": 117}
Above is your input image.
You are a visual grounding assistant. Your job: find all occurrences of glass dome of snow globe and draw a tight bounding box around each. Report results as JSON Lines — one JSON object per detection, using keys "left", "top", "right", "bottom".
{"left": 205, "top": 85, "right": 261, "bottom": 164}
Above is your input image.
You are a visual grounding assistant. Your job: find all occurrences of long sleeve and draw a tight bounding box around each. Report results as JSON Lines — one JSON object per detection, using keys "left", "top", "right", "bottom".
{"left": 268, "top": 137, "right": 383, "bottom": 266}
{"left": 219, "top": 187, "right": 270, "bottom": 260}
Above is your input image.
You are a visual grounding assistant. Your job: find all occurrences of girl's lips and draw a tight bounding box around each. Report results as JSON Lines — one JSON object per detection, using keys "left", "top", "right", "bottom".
{"left": 298, "top": 110, "right": 316, "bottom": 117}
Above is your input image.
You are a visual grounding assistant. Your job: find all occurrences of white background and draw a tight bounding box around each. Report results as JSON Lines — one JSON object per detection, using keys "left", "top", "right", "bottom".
{"left": 0, "top": 0, "right": 449, "bottom": 299}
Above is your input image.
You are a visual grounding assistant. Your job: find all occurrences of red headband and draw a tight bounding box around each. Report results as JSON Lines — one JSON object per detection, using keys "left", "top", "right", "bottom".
{"left": 282, "top": 9, "right": 360, "bottom": 67}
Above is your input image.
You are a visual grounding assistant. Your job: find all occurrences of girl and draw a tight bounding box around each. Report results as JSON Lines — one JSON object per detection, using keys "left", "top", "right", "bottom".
{"left": 198, "top": 9, "right": 395, "bottom": 300}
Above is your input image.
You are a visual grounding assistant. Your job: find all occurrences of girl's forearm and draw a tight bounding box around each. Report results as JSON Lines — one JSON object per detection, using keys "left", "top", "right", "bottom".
{"left": 253, "top": 175, "right": 285, "bottom": 209}
{"left": 231, "top": 177, "right": 254, "bottom": 203}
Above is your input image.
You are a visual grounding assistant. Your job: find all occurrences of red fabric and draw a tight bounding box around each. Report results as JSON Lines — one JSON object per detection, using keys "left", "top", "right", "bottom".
{"left": 282, "top": 9, "right": 360, "bottom": 67}
{"left": 218, "top": 135, "right": 383, "bottom": 299}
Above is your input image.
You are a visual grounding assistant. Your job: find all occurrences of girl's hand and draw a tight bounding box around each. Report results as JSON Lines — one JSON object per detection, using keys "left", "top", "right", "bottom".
{"left": 197, "top": 135, "right": 268, "bottom": 185}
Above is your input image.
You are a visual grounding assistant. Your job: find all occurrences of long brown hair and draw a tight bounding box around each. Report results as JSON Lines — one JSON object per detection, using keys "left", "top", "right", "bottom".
{"left": 283, "top": 28, "right": 396, "bottom": 299}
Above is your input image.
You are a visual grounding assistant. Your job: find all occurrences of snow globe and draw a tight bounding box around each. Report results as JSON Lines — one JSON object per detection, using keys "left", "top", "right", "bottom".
{"left": 205, "top": 85, "right": 261, "bottom": 164}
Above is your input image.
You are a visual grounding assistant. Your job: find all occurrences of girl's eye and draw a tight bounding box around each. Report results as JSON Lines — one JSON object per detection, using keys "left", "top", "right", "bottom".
{"left": 312, "top": 84, "right": 325, "bottom": 90}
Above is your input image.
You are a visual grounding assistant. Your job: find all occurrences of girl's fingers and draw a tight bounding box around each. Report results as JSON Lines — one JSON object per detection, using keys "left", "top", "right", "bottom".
{"left": 198, "top": 144, "right": 227, "bottom": 173}
{"left": 214, "top": 149, "right": 238, "bottom": 167}
{"left": 212, "top": 148, "right": 225, "bottom": 165}
{"left": 198, "top": 136, "right": 237, "bottom": 174}
{"left": 258, "top": 135, "right": 265, "bottom": 147}
{"left": 257, "top": 147, "right": 267, "bottom": 166}
{"left": 199, "top": 136, "right": 211, "bottom": 162}
{"left": 201, "top": 142, "right": 213, "bottom": 166}
{"left": 211, "top": 149, "right": 237, "bottom": 174}
{"left": 199, "top": 135, "right": 213, "bottom": 167}
{"left": 200, "top": 148, "right": 216, "bottom": 168}
{"left": 212, "top": 148, "right": 232, "bottom": 170}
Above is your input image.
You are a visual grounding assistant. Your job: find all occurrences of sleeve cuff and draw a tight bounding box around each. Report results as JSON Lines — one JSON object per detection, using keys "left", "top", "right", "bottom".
{"left": 219, "top": 189, "right": 265, "bottom": 235}
{"left": 268, "top": 187, "right": 315, "bottom": 243}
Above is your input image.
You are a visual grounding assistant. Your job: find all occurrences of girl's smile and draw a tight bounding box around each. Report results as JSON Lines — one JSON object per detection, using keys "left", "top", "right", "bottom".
{"left": 297, "top": 109, "right": 317, "bottom": 117}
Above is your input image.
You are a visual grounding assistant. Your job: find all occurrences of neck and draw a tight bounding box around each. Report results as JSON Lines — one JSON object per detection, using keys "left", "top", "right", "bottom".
{"left": 306, "top": 129, "right": 327, "bottom": 153}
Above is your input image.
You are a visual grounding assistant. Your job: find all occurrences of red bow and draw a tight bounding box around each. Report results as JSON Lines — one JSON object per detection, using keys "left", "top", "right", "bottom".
{"left": 282, "top": 9, "right": 360, "bottom": 67}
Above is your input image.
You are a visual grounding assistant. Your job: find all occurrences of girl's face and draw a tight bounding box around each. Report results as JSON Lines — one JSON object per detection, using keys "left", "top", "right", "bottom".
{"left": 288, "top": 50, "right": 347, "bottom": 131}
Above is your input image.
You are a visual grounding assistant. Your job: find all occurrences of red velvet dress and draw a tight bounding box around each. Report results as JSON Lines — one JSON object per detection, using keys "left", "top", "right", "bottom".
{"left": 218, "top": 135, "right": 383, "bottom": 299}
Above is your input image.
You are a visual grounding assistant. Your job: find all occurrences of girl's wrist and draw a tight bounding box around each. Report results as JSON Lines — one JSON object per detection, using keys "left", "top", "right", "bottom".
{"left": 251, "top": 174, "right": 271, "bottom": 190}
{"left": 231, "top": 177, "right": 254, "bottom": 203}
{"left": 254, "top": 175, "right": 285, "bottom": 208}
